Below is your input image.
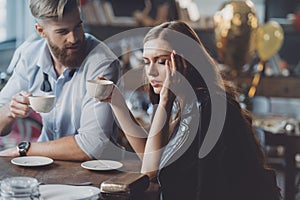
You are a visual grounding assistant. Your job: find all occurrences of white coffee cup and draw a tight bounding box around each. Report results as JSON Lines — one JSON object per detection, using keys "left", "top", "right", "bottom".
{"left": 86, "top": 79, "right": 114, "bottom": 100}
{"left": 29, "top": 95, "right": 56, "bottom": 113}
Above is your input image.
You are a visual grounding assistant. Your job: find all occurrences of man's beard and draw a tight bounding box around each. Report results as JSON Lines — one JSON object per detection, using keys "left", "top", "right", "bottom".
{"left": 48, "top": 37, "right": 87, "bottom": 69}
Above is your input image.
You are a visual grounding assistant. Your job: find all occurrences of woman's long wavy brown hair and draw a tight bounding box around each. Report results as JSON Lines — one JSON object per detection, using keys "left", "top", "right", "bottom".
{"left": 143, "top": 20, "right": 238, "bottom": 105}
{"left": 143, "top": 20, "right": 264, "bottom": 164}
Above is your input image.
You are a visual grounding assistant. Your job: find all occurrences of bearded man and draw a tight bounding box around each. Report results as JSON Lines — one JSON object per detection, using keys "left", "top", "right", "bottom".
{"left": 0, "top": 0, "right": 120, "bottom": 161}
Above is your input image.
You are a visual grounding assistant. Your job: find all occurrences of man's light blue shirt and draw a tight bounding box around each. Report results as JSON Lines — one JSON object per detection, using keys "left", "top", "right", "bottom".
{"left": 0, "top": 33, "right": 120, "bottom": 159}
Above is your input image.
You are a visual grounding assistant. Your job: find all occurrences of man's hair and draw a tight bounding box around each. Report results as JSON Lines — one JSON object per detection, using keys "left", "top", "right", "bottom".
{"left": 29, "top": 0, "right": 80, "bottom": 20}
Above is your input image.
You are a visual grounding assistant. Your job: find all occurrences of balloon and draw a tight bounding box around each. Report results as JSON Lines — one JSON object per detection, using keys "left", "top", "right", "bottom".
{"left": 214, "top": 0, "right": 258, "bottom": 73}
{"left": 256, "top": 21, "right": 284, "bottom": 61}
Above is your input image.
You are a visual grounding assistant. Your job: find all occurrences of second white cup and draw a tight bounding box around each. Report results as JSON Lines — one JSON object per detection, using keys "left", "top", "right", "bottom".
{"left": 86, "top": 80, "right": 114, "bottom": 100}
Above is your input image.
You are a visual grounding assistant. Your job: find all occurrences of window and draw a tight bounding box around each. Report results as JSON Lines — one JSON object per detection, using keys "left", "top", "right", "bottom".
{"left": 0, "top": 0, "right": 7, "bottom": 42}
{"left": 0, "top": 0, "right": 35, "bottom": 45}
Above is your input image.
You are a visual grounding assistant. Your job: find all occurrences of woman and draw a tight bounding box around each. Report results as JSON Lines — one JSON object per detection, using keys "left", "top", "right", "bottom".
{"left": 100, "top": 21, "right": 281, "bottom": 200}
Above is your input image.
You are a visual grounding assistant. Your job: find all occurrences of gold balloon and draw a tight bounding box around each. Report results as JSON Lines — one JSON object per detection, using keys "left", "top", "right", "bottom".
{"left": 256, "top": 21, "right": 284, "bottom": 62}
{"left": 214, "top": 0, "right": 258, "bottom": 73}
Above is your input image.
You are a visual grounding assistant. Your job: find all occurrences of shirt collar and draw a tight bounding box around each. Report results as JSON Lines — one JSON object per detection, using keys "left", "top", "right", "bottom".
{"left": 36, "top": 42, "right": 56, "bottom": 77}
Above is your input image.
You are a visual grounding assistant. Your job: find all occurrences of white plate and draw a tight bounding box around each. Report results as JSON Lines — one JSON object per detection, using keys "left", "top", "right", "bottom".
{"left": 11, "top": 156, "right": 53, "bottom": 167}
{"left": 40, "top": 184, "right": 100, "bottom": 200}
{"left": 81, "top": 160, "right": 123, "bottom": 171}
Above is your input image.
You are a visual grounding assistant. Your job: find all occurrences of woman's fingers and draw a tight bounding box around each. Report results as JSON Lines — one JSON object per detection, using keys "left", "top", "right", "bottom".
{"left": 97, "top": 76, "right": 107, "bottom": 81}
{"left": 170, "top": 53, "right": 175, "bottom": 76}
{"left": 99, "top": 97, "right": 112, "bottom": 102}
{"left": 165, "top": 60, "right": 171, "bottom": 81}
{"left": 163, "top": 50, "right": 186, "bottom": 91}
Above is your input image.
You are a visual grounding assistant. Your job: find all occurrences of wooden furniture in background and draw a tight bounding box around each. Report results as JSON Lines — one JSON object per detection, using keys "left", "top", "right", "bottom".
{"left": 235, "top": 76, "right": 300, "bottom": 98}
{"left": 264, "top": 131, "right": 300, "bottom": 200}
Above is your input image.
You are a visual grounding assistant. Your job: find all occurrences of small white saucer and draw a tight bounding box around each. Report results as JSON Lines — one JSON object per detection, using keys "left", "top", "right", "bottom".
{"left": 40, "top": 184, "right": 100, "bottom": 200}
{"left": 11, "top": 156, "right": 53, "bottom": 167}
{"left": 81, "top": 160, "right": 123, "bottom": 171}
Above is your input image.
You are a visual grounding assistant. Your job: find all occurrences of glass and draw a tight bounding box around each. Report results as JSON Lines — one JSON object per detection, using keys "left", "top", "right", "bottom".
{"left": 0, "top": 177, "right": 41, "bottom": 199}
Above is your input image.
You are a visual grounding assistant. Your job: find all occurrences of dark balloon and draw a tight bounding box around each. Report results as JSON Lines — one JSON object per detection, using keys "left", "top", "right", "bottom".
{"left": 214, "top": 0, "right": 258, "bottom": 73}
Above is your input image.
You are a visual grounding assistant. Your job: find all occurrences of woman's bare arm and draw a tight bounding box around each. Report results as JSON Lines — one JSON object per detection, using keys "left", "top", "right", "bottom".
{"left": 108, "top": 88, "right": 148, "bottom": 158}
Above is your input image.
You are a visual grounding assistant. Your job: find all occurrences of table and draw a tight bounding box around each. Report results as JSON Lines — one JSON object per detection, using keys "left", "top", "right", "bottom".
{"left": 0, "top": 157, "right": 159, "bottom": 200}
{"left": 264, "top": 131, "right": 300, "bottom": 200}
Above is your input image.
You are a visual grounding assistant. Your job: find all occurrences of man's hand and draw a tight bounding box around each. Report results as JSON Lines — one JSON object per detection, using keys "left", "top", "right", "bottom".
{"left": 0, "top": 146, "right": 19, "bottom": 157}
{"left": 9, "top": 91, "right": 32, "bottom": 118}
